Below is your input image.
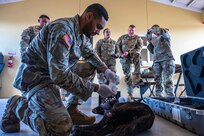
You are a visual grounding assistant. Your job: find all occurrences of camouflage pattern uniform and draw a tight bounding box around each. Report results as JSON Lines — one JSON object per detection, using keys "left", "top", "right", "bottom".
{"left": 20, "top": 24, "right": 94, "bottom": 109}
{"left": 12, "top": 15, "right": 107, "bottom": 135}
{"left": 117, "top": 34, "right": 143, "bottom": 96}
{"left": 63, "top": 60, "right": 96, "bottom": 107}
{"left": 20, "top": 25, "right": 42, "bottom": 58}
{"left": 95, "top": 38, "right": 119, "bottom": 84}
{"left": 147, "top": 28, "right": 175, "bottom": 97}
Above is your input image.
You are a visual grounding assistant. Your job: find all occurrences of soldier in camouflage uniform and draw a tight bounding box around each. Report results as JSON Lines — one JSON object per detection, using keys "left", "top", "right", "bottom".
{"left": 0, "top": 4, "right": 118, "bottom": 135}
{"left": 95, "top": 28, "right": 119, "bottom": 84}
{"left": 117, "top": 25, "right": 143, "bottom": 97}
{"left": 20, "top": 14, "right": 96, "bottom": 126}
{"left": 20, "top": 14, "right": 50, "bottom": 58}
{"left": 147, "top": 24, "right": 175, "bottom": 97}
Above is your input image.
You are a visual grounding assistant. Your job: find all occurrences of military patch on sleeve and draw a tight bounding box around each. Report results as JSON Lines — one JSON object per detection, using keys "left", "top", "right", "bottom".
{"left": 62, "top": 34, "right": 72, "bottom": 48}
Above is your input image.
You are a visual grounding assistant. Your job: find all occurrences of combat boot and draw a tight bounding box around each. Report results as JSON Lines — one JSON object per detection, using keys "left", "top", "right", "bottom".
{"left": 67, "top": 104, "right": 95, "bottom": 125}
{"left": 92, "top": 106, "right": 105, "bottom": 115}
{"left": 155, "top": 92, "right": 164, "bottom": 97}
{"left": 166, "top": 91, "right": 175, "bottom": 97}
{"left": 132, "top": 73, "right": 144, "bottom": 88}
{"left": 0, "top": 95, "right": 24, "bottom": 133}
{"left": 128, "top": 92, "right": 133, "bottom": 99}
{"left": 127, "top": 85, "right": 133, "bottom": 98}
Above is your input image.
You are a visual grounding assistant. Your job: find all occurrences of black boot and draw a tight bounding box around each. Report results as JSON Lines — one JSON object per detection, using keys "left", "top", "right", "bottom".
{"left": 0, "top": 95, "right": 25, "bottom": 133}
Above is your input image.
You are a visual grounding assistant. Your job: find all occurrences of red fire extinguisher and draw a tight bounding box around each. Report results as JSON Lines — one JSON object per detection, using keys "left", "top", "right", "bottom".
{"left": 8, "top": 52, "right": 16, "bottom": 68}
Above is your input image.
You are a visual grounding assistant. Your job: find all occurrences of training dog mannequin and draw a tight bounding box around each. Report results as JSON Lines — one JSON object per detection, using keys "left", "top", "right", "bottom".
{"left": 73, "top": 102, "right": 155, "bottom": 136}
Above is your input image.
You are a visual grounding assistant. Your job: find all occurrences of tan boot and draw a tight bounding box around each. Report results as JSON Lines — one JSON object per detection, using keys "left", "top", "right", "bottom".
{"left": 67, "top": 104, "right": 95, "bottom": 125}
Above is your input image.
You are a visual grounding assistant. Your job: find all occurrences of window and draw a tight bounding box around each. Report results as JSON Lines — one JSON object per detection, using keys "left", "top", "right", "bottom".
{"left": 140, "top": 36, "right": 153, "bottom": 64}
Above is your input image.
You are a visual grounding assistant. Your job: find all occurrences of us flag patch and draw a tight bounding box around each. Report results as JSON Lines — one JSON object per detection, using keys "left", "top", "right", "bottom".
{"left": 62, "top": 34, "right": 72, "bottom": 48}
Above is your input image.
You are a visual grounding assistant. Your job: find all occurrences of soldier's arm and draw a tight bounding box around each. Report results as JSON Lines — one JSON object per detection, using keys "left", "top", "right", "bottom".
{"left": 132, "top": 36, "right": 143, "bottom": 53}
{"left": 19, "top": 27, "right": 32, "bottom": 57}
{"left": 81, "top": 36, "right": 107, "bottom": 73}
{"left": 95, "top": 40, "right": 102, "bottom": 58}
{"left": 114, "top": 40, "right": 120, "bottom": 57}
{"left": 161, "top": 28, "right": 171, "bottom": 41}
{"left": 48, "top": 25, "right": 98, "bottom": 101}
{"left": 116, "top": 37, "right": 123, "bottom": 55}
{"left": 147, "top": 43, "right": 154, "bottom": 54}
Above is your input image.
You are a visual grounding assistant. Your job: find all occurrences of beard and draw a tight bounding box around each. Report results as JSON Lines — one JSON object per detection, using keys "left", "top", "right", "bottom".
{"left": 82, "top": 22, "right": 93, "bottom": 38}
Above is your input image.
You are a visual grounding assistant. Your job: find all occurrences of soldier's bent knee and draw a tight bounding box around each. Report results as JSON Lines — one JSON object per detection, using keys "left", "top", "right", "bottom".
{"left": 46, "top": 118, "right": 72, "bottom": 136}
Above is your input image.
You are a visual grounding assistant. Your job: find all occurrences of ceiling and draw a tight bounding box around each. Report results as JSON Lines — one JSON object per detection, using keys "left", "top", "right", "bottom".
{"left": 0, "top": 0, "right": 203, "bottom": 13}
{"left": 152, "top": 0, "right": 204, "bottom": 13}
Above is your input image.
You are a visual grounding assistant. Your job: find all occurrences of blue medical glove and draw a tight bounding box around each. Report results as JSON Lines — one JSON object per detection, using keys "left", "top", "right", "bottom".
{"left": 97, "top": 84, "right": 117, "bottom": 98}
{"left": 104, "top": 69, "right": 120, "bottom": 84}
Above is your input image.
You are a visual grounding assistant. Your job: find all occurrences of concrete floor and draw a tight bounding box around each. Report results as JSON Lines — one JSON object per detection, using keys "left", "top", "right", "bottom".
{"left": 0, "top": 97, "right": 197, "bottom": 136}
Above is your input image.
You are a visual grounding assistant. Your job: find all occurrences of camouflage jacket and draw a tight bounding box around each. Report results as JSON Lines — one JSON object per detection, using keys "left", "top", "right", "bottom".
{"left": 148, "top": 32, "right": 174, "bottom": 62}
{"left": 13, "top": 15, "right": 106, "bottom": 101}
{"left": 116, "top": 34, "right": 143, "bottom": 57}
{"left": 95, "top": 38, "right": 119, "bottom": 61}
{"left": 20, "top": 25, "right": 42, "bottom": 57}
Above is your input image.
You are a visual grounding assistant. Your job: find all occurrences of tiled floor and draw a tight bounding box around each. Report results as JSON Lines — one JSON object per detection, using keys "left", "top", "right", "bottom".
{"left": 0, "top": 97, "right": 197, "bottom": 136}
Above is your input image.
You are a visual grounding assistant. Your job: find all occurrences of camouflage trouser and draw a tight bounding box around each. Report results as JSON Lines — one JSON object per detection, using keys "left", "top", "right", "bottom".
{"left": 64, "top": 61, "right": 96, "bottom": 106}
{"left": 97, "top": 59, "right": 116, "bottom": 85}
{"left": 153, "top": 60, "right": 175, "bottom": 96}
{"left": 97, "top": 73, "right": 108, "bottom": 85}
{"left": 120, "top": 57, "right": 141, "bottom": 95}
{"left": 16, "top": 85, "right": 72, "bottom": 135}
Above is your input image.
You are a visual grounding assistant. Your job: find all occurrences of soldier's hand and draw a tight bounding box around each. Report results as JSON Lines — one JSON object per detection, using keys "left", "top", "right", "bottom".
{"left": 121, "top": 51, "right": 129, "bottom": 58}
{"left": 97, "top": 84, "right": 117, "bottom": 98}
{"left": 109, "top": 82, "right": 118, "bottom": 92}
{"left": 104, "top": 69, "right": 120, "bottom": 85}
{"left": 152, "top": 33, "right": 158, "bottom": 39}
{"left": 111, "top": 54, "right": 118, "bottom": 58}
{"left": 104, "top": 69, "right": 116, "bottom": 82}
